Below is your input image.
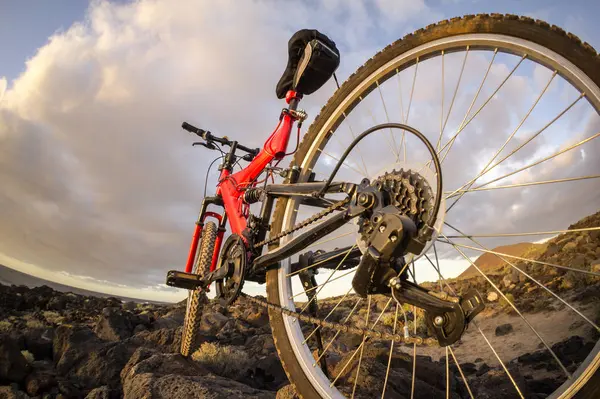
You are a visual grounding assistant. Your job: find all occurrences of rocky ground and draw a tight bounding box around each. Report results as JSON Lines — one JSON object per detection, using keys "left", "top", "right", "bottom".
{"left": 1, "top": 282, "right": 597, "bottom": 399}
{"left": 0, "top": 285, "right": 290, "bottom": 398}
{"left": 0, "top": 211, "right": 598, "bottom": 398}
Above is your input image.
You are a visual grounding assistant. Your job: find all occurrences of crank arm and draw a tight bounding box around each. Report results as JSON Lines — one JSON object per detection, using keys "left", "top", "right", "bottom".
{"left": 165, "top": 262, "right": 233, "bottom": 291}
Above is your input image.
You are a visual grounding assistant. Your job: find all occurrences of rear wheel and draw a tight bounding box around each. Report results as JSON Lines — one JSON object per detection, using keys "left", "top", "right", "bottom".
{"left": 180, "top": 221, "right": 217, "bottom": 357}
{"left": 266, "top": 14, "right": 600, "bottom": 399}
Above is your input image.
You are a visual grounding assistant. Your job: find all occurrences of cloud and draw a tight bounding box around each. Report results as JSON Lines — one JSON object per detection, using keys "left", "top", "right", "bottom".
{"left": 2, "top": 0, "right": 598, "bottom": 301}
{"left": 0, "top": 77, "right": 5, "bottom": 103}
{"left": 0, "top": 0, "right": 443, "bottom": 300}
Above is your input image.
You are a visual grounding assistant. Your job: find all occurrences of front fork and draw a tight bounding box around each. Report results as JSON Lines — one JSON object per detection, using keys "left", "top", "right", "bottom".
{"left": 184, "top": 196, "right": 227, "bottom": 274}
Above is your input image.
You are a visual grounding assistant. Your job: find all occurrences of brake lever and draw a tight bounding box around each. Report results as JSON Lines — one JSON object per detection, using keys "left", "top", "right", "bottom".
{"left": 192, "top": 141, "right": 217, "bottom": 150}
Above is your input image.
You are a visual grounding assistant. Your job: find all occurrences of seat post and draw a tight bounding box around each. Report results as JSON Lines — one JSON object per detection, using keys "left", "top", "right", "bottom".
{"left": 285, "top": 90, "right": 302, "bottom": 110}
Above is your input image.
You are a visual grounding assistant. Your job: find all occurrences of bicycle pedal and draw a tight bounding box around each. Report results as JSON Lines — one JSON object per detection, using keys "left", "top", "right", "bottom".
{"left": 165, "top": 270, "right": 205, "bottom": 291}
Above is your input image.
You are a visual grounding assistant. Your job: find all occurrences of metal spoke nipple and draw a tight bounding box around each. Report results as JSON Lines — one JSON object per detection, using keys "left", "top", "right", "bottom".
{"left": 388, "top": 277, "right": 401, "bottom": 290}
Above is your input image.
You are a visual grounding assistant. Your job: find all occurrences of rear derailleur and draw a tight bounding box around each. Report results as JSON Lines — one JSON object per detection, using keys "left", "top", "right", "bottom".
{"left": 351, "top": 198, "right": 484, "bottom": 347}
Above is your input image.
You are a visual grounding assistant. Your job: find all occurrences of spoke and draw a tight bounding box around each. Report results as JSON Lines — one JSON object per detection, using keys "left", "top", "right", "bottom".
{"left": 396, "top": 68, "right": 406, "bottom": 122}
{"left": 433, "top": 244, "right": 451, "bottom": 399}
{"left": 410, "top": 260, "right": 417, "bottom": 399}
{"left": 313, "top": 299, "right": 363, "bottom": 367}
{"left": 304, "top": 230, "right": 354, "bottom": 250}
{"left": 440, "top": 50, "right": 519, "bottom": 164}
{"left": 291, "top": 269, "right": 355, "bottom": 300}
{"left": 331, "top": 297, "right": 393, "bottom": 387}
{"left": 351, "top": 296, "right": 372, "bottom": 398}
{"left": 287, "top": 247, "right": 354, "bottom": 277}
{"left": 381, "top": 304, "right": 399, "bottom": 399}
{"left": 403, "top": 57, "right": 419, "bottom": 162}
{"left": 396, "top": 69, "right": 407, "bottom": 161}
{"left": 475, "top": 320, "right": 525, "bottom": 398}
{"left": 420, "top": 48, "right": 495, "bottom": 173}
{"left": 446, "top": 174, "right": 600, "bottom": 197}
{"left": 440, "top": 53, "right": 526, "bottom": 164}
{"left": 437, "top": 50, "right": 445, "bottom": 152}
{"left": 302, "top": 287, "right": 354, "bottom": 345}
{"left": 361, "top": 95, "right": 400, "bottom": 160}
{"left": 406, "top": 58, "right": 418, "bottom": 124}
{"left": 444, "top": 70, "right": 559, "bottom": 211}
{"left": 341, "top": 113, "right": 371, "bottom": 177}
{"left": 320, "top": 149, "right": 366, "bottom": 177}
{"left": 440, "top": 47, "right": 469, "bottom": 146}
{"left": 442, "top": 226, "right": 600, "bottom": 239}
{"left": 441, "top": 233, "right": 572, "bottom": 378}
{"left": 294, "top": 247, "right": 356, "bottom": 307}
{"left": 442, "top": 223, "right": 600, "bottom": 331}
{"left": 425, "top": 250, "right": 525, "bottom": 398}
{"left": 448, "top": 346, "right": 475, "bottom": 399}
{"left": 447, "top": 84, "right": 578, "bottom": 201}
{"left": 377, "top": 80, "right": 400, "bottom": 157}
{"left": 330, "top": 130, "right": 369, "bottom": 177}
{"left": 474, "top": 132, "right": 600, "bottom": 190}
{"left": 482, "top": 92, "right": 582, "bottom": 176}
{"left": 437, "top": 238, "right": 600, "bottom": 277}
{"left": 436, "top": 48, "right": 498, "bottom": 159}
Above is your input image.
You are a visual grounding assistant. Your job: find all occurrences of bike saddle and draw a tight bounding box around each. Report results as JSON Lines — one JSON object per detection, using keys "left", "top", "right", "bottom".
{"left": 275, "top": 29, "right": 340, "bottom": 99}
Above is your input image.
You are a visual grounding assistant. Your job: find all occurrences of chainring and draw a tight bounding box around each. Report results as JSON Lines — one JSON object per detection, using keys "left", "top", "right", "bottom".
{"left": 215, "top": 234, "right": 247, "bottom": 307}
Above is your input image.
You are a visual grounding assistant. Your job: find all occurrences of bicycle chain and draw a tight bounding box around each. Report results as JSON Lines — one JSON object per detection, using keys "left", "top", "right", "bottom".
{"left": 242, "top": 194, "right": 438, "bottom": 346}
{"left": 239, "top": 292, "right": 438, "bottom": 346}
{"left": 252, "top": 197, "right": 351, "bottom": 249}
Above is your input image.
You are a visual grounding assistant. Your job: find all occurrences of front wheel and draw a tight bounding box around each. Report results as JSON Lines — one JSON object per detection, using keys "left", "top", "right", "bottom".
{"left": 180, "top": 221, "right": 217, "bottom": 357}
{"left": 266, "top": 14, "right": 600, "bottom": 399}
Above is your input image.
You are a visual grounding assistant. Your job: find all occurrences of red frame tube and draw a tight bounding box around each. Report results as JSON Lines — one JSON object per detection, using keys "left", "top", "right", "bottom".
{"left": 216, "top": 105, "right": 297, "bottom": 236}
{"left": 184, "top": 91, "right": 301, "bottom": 274}
{"left": 184, "top": 223, "right": 203, "bottom": 273}
{"left": 184, "top": 211, "right": 223, "bottom": 273}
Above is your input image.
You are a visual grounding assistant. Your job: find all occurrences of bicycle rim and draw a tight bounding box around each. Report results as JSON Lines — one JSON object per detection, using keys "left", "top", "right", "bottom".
{"left": 272, "top": 26, "right": 600, "bottom": 399}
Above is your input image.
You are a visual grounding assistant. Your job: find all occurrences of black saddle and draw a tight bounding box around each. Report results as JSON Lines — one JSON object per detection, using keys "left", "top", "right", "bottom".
{"left": 276, "top": 29, "right": 340, "bottom": 99}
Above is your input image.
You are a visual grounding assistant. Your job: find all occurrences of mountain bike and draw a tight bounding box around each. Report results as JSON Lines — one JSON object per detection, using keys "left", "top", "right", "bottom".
{"left": 167, "top": 15, "right": 600, "bottom": 399}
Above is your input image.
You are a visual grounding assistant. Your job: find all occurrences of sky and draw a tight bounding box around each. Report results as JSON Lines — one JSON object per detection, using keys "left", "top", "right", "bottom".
{"left": 0, "top": 0, "right": 599, "bottom": 302}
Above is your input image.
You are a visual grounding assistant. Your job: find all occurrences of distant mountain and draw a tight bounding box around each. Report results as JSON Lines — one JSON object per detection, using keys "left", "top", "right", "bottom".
{"left": 0, "top": 264, "right": 168, "bottom": 304}
{"left": 457, "top": 242, "right": 547, "bottom": 279}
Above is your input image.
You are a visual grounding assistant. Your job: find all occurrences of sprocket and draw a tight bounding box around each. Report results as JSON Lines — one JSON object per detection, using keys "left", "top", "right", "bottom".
{"left": 358, "top": 169, "right": 435, "bottom": 245}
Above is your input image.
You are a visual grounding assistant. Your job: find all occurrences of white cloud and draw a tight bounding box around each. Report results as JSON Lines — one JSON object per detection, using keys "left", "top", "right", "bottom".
{"left": 1, "top": 0, "right": 598, "bottom": 302}
{"left": 0, "top": 77, "right": 6, "bottom": 103}
{"left": 0, "top": 0, "right": 440, "bottom": 299}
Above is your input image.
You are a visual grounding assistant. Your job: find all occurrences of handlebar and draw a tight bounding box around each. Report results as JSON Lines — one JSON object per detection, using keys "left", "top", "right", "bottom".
{"left": 182, "top": 122, "right": 259, "bottom": 156}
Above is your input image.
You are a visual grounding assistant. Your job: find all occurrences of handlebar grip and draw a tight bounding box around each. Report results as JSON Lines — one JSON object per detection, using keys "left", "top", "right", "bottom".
{"left": 181, "top": 122, "right": 205, "bottom": 136}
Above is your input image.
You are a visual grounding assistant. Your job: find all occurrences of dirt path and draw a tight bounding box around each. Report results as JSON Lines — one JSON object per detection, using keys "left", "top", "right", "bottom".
{"left": 404, "top": 300, "right": 598, "bottom": 366}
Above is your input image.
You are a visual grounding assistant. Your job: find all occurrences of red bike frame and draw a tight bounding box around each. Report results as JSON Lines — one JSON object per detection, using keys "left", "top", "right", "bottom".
{"left": 184, "top": 91, "right": 302, "bottom": 273}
